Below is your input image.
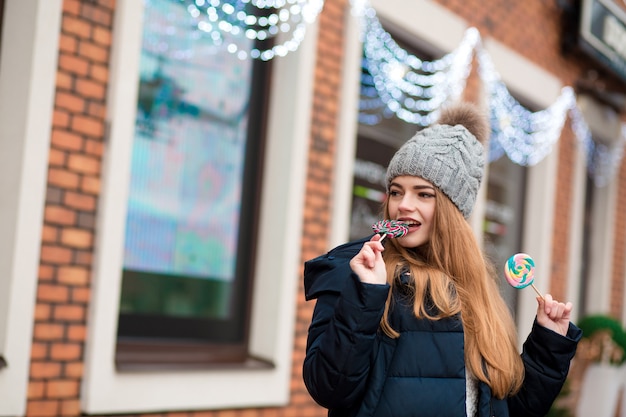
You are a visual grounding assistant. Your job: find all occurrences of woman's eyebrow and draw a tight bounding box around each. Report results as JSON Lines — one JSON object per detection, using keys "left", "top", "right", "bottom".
{"left": 389, "top": 182, "right": 435, "bottom": 191}
{"left": 412, "top": 185, "right": 435, "bottom": 191}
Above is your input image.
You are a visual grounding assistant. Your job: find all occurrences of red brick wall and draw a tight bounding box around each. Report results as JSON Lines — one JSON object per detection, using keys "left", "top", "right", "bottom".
{"left": 28, "top": 0, "right": 112, "bottom": 415}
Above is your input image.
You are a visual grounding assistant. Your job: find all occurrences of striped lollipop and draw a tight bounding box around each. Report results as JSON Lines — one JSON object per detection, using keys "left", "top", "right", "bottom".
{"left": 504, "top": 253, "right": 543, "bottom": 298}
{"left": 372, "top": 220, "right": 409, "bottom": 242}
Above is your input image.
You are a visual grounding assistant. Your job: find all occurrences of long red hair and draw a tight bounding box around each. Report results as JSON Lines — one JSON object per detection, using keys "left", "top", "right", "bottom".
{"left": 379, "top": 191, "right": 524, "bottom": 398}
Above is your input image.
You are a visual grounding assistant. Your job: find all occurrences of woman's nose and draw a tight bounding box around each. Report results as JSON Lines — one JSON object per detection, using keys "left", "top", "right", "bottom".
{"left": 397, "top": 195, "right": 413, "bottom": 212}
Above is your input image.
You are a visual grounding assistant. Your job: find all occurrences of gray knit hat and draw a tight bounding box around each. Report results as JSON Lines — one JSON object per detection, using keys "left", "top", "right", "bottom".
{"left": 385, "top": 104, "right": 487, "bottom": 218}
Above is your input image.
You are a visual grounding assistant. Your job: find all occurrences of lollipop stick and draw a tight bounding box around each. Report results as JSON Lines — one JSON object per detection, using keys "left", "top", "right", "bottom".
{"left": 378, "top": 233, "right": 387, "bottom": 243}
{"left": 531, "top": 283, "right": 544, "bottom": 300}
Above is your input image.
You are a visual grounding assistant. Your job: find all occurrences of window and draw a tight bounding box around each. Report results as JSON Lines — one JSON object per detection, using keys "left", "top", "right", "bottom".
{"left": 81, "top": 0, "right": 315, "bottom": 412}
{"left": 577, "top": 157, "right": 619, "bottom": 316}
{"left": 573, "top": 95, "right": 622, "bottom": 317}
{"left": 484, "top": 156, "right": 527, "bottom": 315}
{"left": 114, "top": 0, "right": 272, "bottom": 369}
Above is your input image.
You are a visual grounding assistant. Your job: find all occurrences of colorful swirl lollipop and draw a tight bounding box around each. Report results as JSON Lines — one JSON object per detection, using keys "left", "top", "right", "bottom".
{"left": 504, "top": 253, "right": 543, "bottom": 298}
{"left": 372, "top": 220, "right": 409, "bottom": 242}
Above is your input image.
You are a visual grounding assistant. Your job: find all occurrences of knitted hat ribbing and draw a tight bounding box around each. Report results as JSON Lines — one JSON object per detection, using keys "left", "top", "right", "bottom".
{"left": 385, "top": 106, "right": 486, "bottom": 218}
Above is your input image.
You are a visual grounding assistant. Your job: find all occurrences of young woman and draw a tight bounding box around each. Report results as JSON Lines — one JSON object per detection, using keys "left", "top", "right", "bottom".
{"left": 303, "top": 103, "right": 581, "bottom": 417}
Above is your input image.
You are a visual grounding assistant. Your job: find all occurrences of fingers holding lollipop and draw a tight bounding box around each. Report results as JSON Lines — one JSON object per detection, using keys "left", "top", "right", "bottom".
{"left": 504, "top": 253, "right": 572, "bottom": 336}
{"left": 349, "top": 220, "right": 410, "bottom": 285}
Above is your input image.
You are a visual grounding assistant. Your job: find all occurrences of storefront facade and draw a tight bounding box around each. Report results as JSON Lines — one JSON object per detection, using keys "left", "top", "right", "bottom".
{"left": 1, "top": 0, "right": 625, "bottom": 416}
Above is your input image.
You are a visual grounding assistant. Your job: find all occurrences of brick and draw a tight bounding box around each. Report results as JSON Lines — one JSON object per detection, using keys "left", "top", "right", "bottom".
{"left": 90, "top": 63, "right": 109, "bottom": 84}
{"left": 78, "top": 41, "right": 109, "bottom": 64}
{"left": 67, "top": 153, "right": 101, "bottom": 175}
{"left": 67, "top": 324, "right": 86, "bottom": 342}
{"left": 62, "top": 15, "right": 92, "bottom": 39}
{"left": 30, "top": 362, "right": 62, "bottom": 379}
{"left": 71, "top": 287, "right": 91, "bottom": 304}
{"left": 48, "top": 148, "right": 67, "bottom": 167}
{"left": 50, "top": 129, "right": 84, "bottom": 152}
{"left": 77, "top": 212, "right": 95, "bottom": 229}
{"left": 87, "top": 101, "right": 106, "bottom": 118}
{"left": 53, "top": 305, "right": 85, "bottom": 323}
{"left": 81, "top": 3, "right": 113, "bottom": 26}
{"left": 49, "top": 343, "right": 82, "bottom": 361}
{"left": 80, "top": 175, "right": 101, "bottom": 195}
{"left": 47, "top": 168, "right": 80, "bottom": 190}
{"left": 59, "top": 399, "right": 81, "bottom": 416}
{"left": 75, "top": 78, "right": 106, "bottom": 101}
{"left": 58, "top": 54, "right": 90, "bottom": 77}
{"left": 63, "top": 191, "right": 96, "bottom": 211}
{"left": 96, "top": 0, "right": 115, "bottom": 10}
{"left": 40, "top": 245, "right": 73, "bottom": 264}
{"left": 63, "top": 361, "right": 84, "bottom": 378}
{"left": 70, "top": 114, "right": 104, "bottom": 137}
{"left": 45, "top": 205, "right": 77, "bottom": 226}
{"left": 62, "top": 0, "right": 81, "bottom": 15}
{"left": 45, "top": 379, "right": 79, "bottom": 399}
{"left": 84, "top": 138, "right": 104, "bottom": 157}
{"left": 74, "top": 250, "right": 93, "bottom": 266}
{"left": 93, "top": 26, "right": 112, "bottom": 47}
{"left": 55, "top": 91, "right": 86, "bottom": 113}
{"left": 60, "top": 228, "right": 93, "bottom": 249}
{"left": 26, "top": 400, "right": 58, "bottom": 417}
{"left": 58, "top": 266, "right": 90, "bottom": 286}
{"left": 37, "top": 284, "right": 69, "bottom": 304}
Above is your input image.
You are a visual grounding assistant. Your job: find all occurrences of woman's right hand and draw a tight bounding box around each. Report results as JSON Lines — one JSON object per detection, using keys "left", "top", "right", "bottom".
{"left": 349, "top": 234, "right": 387, "bottom": 285}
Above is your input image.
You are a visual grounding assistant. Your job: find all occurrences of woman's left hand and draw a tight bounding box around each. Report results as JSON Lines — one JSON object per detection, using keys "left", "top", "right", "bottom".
{"left": 536, "top": 293, "right": 573, "bottom": 336}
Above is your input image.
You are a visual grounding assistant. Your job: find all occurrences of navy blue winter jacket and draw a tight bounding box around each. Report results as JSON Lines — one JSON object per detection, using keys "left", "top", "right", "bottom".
{"left": 303, "top": 237, "right": 582, "bottom": 417}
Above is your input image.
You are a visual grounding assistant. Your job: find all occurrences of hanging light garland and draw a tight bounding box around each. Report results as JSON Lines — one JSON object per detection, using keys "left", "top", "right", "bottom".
{"left": 477, "top": 45, "right": 575, "bottom": 166}
{"left": 569, "top": 104, "right": 626, "bottom": 187}
{"left": 179, "top": 0, "right": 324, "bottom": 60}
{"left": 350, "top": 0, "right": 625, "bottom": 186}
{"left": 357, "top": 6, "right": 479, "bottom": 126}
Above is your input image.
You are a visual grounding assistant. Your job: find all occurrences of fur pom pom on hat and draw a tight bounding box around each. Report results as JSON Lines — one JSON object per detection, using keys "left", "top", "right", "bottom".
{"left": 385, "top": 102, "right": 488, "bottom": 218}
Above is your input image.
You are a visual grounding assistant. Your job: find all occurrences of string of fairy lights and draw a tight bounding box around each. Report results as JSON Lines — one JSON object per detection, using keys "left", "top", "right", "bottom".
{"left": 358, "top": 8, "right": 479, "bottom": 126}
{"left": 168, "top": 0, "right": 625, "bottom": 186}
{"left": 353, "top": 4, "right": 626, "bottom": 187}
{"left": 477, "top": 45, "right": 576, "bottom": 167}
{"left": 177, "top": 0, "right": 324, "bottom": 60}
